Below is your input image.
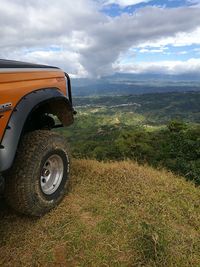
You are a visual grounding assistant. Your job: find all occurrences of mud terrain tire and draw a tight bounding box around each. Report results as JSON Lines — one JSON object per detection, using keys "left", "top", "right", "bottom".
{"left": 4, "top": 130, "right": 70, "bottom": 217}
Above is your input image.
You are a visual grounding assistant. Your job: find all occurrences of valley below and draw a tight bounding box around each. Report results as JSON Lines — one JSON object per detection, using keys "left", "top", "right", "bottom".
{"left": 59, "top": 91, "right": 200, "bottom": 184}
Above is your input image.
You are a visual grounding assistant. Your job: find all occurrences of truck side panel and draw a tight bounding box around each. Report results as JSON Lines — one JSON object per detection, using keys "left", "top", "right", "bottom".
{"left": 0, "top": 88, "right": 72, "bottom": 172}
{"left": 0, "top": 70, "right": 67, "bottom": 141}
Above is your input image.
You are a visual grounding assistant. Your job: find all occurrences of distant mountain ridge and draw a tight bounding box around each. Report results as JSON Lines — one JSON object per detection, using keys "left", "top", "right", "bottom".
{"left": 72, "top": 73, "right": 200, "bottom": 96}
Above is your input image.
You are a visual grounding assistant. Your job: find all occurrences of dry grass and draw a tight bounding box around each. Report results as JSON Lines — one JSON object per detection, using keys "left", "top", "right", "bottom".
{"left": 0, "top": 159, "right": 200, "bottom": 267}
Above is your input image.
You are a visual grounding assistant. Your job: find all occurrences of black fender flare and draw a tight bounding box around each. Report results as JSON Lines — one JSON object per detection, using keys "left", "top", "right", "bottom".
{"left": 0, "top": 88, "right": 73, "bottom": 172}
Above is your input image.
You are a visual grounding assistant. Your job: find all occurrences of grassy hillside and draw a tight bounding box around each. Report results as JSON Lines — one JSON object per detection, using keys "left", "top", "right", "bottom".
{"left": 0, "top": 160, "right": 199, "bottom": 266}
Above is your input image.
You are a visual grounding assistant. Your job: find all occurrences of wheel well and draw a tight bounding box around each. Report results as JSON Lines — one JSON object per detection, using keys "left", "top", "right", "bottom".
{"left": 0, "top": 88, "right": 74, "bottom": 173}
{"left": 24, "top": 98, "right": 74, "bottom": 132}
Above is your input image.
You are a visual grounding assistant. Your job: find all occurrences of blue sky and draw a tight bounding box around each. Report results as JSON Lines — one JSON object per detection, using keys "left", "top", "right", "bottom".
{"left": 102, "top": 0, "right": 197, "bottom": 16}
{"left": 0, "top": 0, "right": 200, "bottom": 77}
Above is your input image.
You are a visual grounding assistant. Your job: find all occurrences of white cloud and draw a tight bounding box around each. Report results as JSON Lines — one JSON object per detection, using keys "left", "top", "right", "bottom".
{"left": 0, "top": 0, "right": 102, "bottom": 76}
{"left": 102, "top": 0, "right": 151, "bottom": 6}
{"left": 114, "top": 58, "right": 200, "bottom": 75}
{"left": 139, "top": 47, "right": 168, "bottom": 53}
{"left": 138, "top": 27, "right": 200, "bottom": 48}
{"left": 194, "top": 48, "right": 200, "bottom": 54}
{"left": 187, "top": 0, "right": 200, "bottom": 5}
{"left": 21, "top": 50, "right": 87, "bottom": 78}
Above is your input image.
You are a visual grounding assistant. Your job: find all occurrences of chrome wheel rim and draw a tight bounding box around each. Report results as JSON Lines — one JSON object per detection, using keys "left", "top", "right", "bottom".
{"left": 40, "top": 154, "right": 64, "bottom": 195}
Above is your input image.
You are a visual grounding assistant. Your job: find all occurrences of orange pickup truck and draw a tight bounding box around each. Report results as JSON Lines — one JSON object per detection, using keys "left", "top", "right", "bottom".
{"left": 0, "top": 59, "right": 75, "bottom": 216}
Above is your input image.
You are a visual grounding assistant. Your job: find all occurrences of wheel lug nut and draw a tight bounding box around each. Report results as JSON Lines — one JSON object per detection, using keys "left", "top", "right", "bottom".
{"left": 44, "top": 170, "right": 50, "bottom": 176}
